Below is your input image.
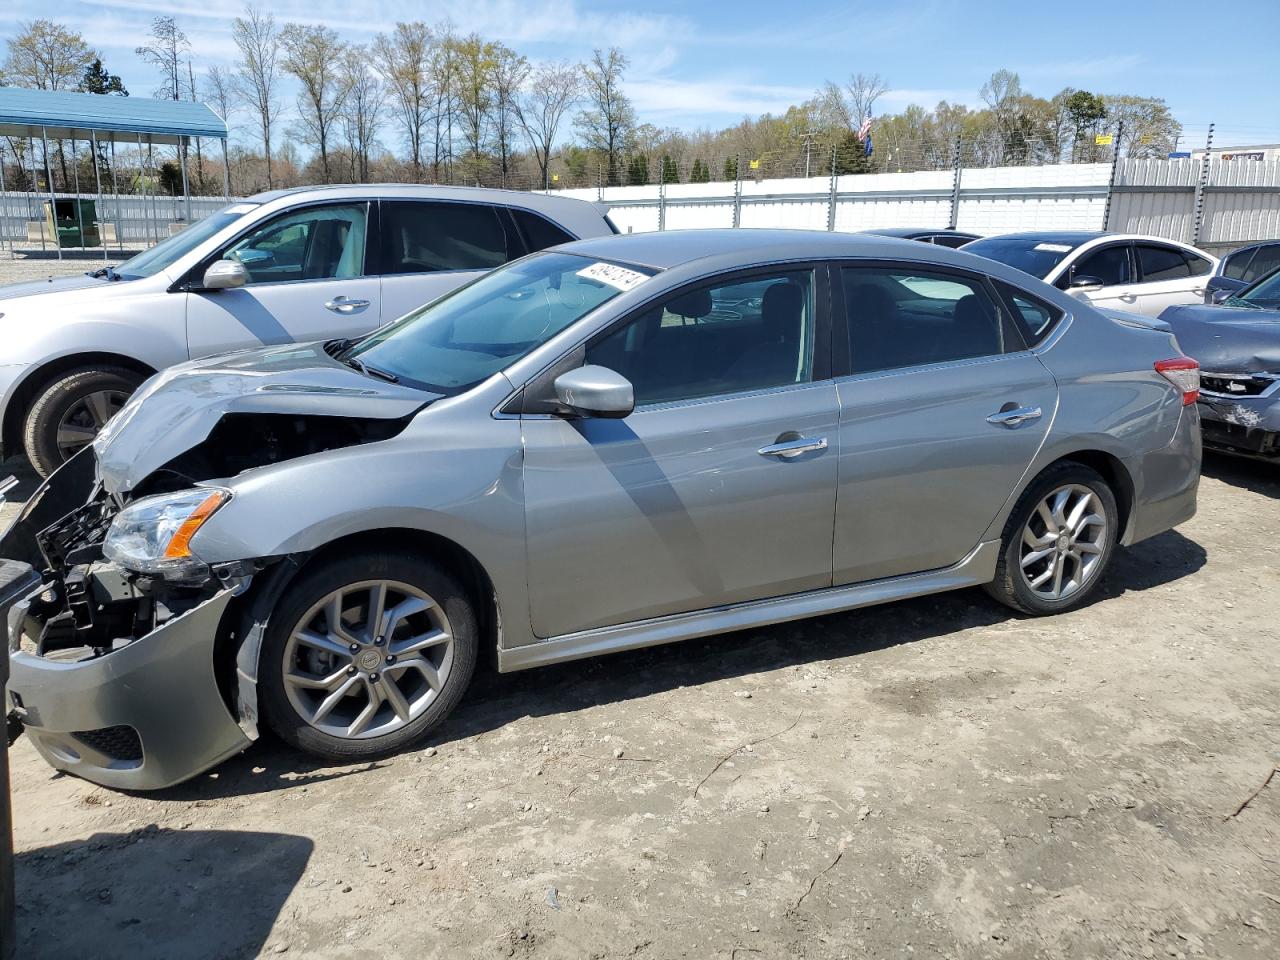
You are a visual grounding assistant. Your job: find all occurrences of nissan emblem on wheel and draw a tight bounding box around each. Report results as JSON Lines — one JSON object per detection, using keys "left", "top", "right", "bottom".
{"left": 0, "top": 230, "right": 1200, "bottom": 790}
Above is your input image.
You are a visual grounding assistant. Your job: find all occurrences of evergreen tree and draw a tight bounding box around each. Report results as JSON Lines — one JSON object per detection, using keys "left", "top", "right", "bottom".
{"left": 690, "top": 158, "right": 710, "bottom": 182}
{"left": 659, "top": 153, "right": 678, "bottom": 184}
{"left": 626, "top": 153, "right": 649, "bottom": 185}
{"left": 723, "top": 156, "right": 739, "bottom": 181}
{"left": 80, "top": 58, "right": 128, "bottom": 96}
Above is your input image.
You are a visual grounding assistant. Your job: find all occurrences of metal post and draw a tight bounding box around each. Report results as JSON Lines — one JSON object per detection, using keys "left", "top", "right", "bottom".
{"left": 29, "top": 137, "right": 45, "bottom": 255}
{"left": 109, "top": 140, "right": 123, "bottom": 254}
{"left": 596, "top": 164, "right": 603, "bottom": 202}
{"left": 0, "top": 143, "right": 10, "bottom": 260}
{"left": 826, "top": 144, "right": 838, "bottom": 231}
{"left": 732, "top": 154, "right": 742, "bottom": 228}
{"left": 90, "top": 130, "right": 107, "bottom": 262}
{"left": 138, "top": 134, "right": 156, "bottom": 248}
{"left": 1191, "top": 123, "right": 1214, "bottom": 247}
{"left": 71, "top": 137, "right": 85, "bottom": 251}
{"left": 180, "top": 136, "right": 191, "bottom": 223}
{"left": 1102, "top": 121, "right": 1125, "bottom": 231}
{"left": 41, "top": 127, "right": 61, "bottom": 260}
{"left": 222, "top": 138, "right": 231, "bottom": 200}
{"left": 948, "top": 140, "right": 963, "bottom": 229}
{"left": 658, "top": 162, "right": 666, "bottom": 232}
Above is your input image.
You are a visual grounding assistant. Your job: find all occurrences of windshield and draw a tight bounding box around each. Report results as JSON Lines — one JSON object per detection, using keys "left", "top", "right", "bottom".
{"left": 962, "top": 236, "right": 1083, "bottom": 279}
{"left": 1230, "top": 264, "right": 1280, "bottom": 309}
{"left": 346, "top": 252, "right": 654, "bottom": 394}
{"left": 114, "top": 202, "right": 259, "bottom": 280}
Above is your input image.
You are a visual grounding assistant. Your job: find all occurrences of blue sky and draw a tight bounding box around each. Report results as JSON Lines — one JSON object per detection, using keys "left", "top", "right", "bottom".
{"left": 2, "top": 0, "right": 1277, "bottom": 148}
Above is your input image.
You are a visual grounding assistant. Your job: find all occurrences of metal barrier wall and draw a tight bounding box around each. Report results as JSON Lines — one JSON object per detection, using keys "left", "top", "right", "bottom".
{"left": 0, "top": 192, "right": 233, "bottom": 256}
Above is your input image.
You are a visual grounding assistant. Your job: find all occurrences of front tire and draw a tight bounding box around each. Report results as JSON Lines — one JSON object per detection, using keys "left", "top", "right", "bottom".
{"left": 258, "top": 551, "right": 478, "bottom": 762}
{"left": 23, "top": 365, "right": 143, "bottom": 477}
{"left": 985, "top": 462, "right": 1119, "bottom": 616}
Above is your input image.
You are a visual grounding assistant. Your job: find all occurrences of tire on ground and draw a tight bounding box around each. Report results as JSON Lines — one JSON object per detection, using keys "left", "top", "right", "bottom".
{"left": 984, "top": 460, "right": 1119, "bottom": 616}
{"left": 257, "top": 550, "right": 479, "bottom": 762}
{"left": 22, "top": 365, "right": 145, "bottom": 477}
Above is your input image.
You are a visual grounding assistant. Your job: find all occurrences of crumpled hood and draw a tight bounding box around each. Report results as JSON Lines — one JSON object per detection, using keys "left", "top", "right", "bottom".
{"left": 95, "top": 341, "right": 438, "bottom": 495}
{"left": 1160, "top": 304, "right": 1280, "bottom": 373}
{"left": 0, "top": 272, "right": 109, "bottom": 302}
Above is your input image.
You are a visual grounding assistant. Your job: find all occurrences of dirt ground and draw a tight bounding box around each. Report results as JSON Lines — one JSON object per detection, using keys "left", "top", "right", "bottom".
{"left": 2, "top": 255, "right": 1279, "bottom": 959}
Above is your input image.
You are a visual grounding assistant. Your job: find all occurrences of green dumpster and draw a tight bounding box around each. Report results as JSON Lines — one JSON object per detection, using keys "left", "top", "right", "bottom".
{"left": 43, "top": 199, "right": 101, "bottom": 248}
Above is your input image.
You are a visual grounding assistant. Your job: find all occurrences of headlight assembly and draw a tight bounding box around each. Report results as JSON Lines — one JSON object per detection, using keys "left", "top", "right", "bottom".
{"left": 103, "top": 487, "right": 231, "bottom": 577}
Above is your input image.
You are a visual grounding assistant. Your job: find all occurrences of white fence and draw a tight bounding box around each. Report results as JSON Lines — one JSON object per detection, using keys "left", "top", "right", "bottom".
{"left": 563, "top": 159, "right": 1280, "bottom": 255}
{"left": 0, "top": 191, "right": 229, "bottom": 253}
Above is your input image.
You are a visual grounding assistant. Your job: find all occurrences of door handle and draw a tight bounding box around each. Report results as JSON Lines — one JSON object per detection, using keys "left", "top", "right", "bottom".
{"left": 1118, "top": 292, "right": 1137, "bottom": 303}
{"left": 758, "top": 436, "right": 828, "bottom": 458}
{"left": 325, "top": 296, "right": 371, "bottom": 314}
{"left": 986, "top": 405, "right": 1042, "bottom": 428}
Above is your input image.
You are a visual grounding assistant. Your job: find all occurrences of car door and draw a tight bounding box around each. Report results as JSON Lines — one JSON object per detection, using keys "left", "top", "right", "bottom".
{"left": 185, "top": 201, "right": 379, "bottom": 358}
{"left": 1131, "top": 242, "right": 1212, "bottom": 316}
{"left": 1059, "top": 241, "right": 1136, "bottom": 312}
{"left": 832, "top": 264, "right": 1058, "bottom": 585}
{"left": 378, "top": 200, "right": 523, "bottom": 322}
{"left": 521, "top": 266, "right": 839, "bottom": 639}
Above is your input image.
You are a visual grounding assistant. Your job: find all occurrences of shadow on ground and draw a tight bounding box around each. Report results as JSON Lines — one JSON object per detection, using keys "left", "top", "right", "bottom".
{"left": 14, "top": 828, "right": 310, "bottom": 960}
{"left": 167, "top": 528, "right": 1205, "bottom": 799}
{"left": 1202, "top": 451, "right": 1279, "bottom": 499}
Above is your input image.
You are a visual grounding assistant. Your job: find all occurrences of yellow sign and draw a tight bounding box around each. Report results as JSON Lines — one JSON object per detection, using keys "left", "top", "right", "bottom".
{"left": 1139, "top": 134, "right": 1152, "bottom": 144}
{"left": 749, "top": 159, "right": 761, "bottom": 170}
{"left": 551, "top": 173, "right": 559, "bottom": 182}
{"left": 1095, "top": 134, "right": 1114, "bottom": 146}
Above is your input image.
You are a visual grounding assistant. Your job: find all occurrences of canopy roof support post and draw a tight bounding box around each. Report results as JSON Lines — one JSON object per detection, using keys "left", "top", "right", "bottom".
{"left": 0, "top": 142, "right": 10, "bottom": 260}
{"left": 29, "top": 137, "right": 45, "bottom": 255}
{"left": 180, "top": 135, "right": 191, "bottom": 223}
{"left": 41, "top": 126, "right": 61, "bottom": 260}
{"left": 71, "top": 137, "right": 85, "bottom": 251}
{"left": 91, "top": 130, "right": 107, "bottom": 262}
{"left": 222, "top": 137, "right": 230, "bottom": 200}
{"left": 137, "top": 133, "right": 155, "bottom": 249}
{"left": 109, "top": 140, "right": 122, "bottom": 254}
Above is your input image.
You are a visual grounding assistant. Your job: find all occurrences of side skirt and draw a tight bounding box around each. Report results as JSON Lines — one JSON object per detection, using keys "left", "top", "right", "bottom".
{"left": 498, "top": 540, "right": 1001, "bottom": 672}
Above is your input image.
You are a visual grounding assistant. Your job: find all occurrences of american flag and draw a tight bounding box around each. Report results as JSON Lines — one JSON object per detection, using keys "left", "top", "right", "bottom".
{"left": 857, "top": 114, "right": 872, "bottom": 141}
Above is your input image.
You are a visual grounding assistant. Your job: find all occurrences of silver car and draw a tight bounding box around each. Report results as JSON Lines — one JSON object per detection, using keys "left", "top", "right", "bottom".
{"left": 2, "top": 230, "right": 1202, "bottom": 790}
{"left": 0, "top": 185, "right": 614, "bottom": 476}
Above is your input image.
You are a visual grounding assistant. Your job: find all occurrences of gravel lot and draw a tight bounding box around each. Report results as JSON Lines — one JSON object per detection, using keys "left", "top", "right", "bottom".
{"left": 2, "top": 254, "right": 1279, "bottom": 959}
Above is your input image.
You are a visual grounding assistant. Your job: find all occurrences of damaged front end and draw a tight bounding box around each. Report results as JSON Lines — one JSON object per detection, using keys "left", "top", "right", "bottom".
{"left": 1197, "top": 372, "right": 1280, "bottom": 461}
{"left": 2, "top": 449, "right": 254, "bottom": 790}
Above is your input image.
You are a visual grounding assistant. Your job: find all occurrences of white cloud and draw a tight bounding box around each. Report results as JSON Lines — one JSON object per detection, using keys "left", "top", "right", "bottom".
{"left": 626, "top": 78, "right": 815, "bottom": 121}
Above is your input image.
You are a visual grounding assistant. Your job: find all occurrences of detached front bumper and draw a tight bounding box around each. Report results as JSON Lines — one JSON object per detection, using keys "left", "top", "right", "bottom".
{"left": 7, "top": 586, "right": 253, "bottom": 791}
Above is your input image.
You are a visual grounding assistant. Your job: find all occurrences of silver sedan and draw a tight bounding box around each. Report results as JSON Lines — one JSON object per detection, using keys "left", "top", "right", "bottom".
{"left": 2, "top": 229, "right": 1202, "bottom": 789}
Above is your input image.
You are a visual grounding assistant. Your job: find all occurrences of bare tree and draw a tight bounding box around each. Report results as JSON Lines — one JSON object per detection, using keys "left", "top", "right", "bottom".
{"left": 515, "top": 61, "right": 581, "bottom": 189}
{"left": 489, "top": 43, "right": 529, "bottom": 187}
{"left": 451, "top": 33, "right": 497, "bottom": 182}
{"left": 844, "top": 72, "right": 887, "bottom": 126}
{"left": 374, "top": 22, "right": 433, "bottom": 180}
{"left": 281, "top": 24, "right": 348, "bottom": 182}
{"left": 232, "top": 6, "right": 282, "bottom": 189}
{"left": 135, "top": 16, "right": 189, "bottom": 101}
{"left": 339, "top": 48, "right": 383, "bottom": 182}
{"left": 206, "top": 64, "right": 235, "bottom": 193}
{"left": 574, "top": 47, "right": 635, "bottom": 186}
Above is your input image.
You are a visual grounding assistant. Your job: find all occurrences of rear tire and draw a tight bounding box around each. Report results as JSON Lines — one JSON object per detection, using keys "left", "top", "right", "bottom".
{"left": 23, "top": 365, "right": 143, "bottom": 477}
{"left": 985, "top": 462, "right": 1119, "bottom": 616}
{"left": 258, "top": 550, "right": 478, "bottom": 762}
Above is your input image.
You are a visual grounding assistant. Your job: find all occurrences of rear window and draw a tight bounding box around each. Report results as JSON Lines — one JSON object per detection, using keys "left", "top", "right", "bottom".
{"left": 380, "top": 200, "right": 513, "bottom": 275}
{"left": 994, "top": 281, "right": 1062, "bottom": 346}
{"left": 1136, "top": 244, "right": 1192, "bottom": 282}
{"left": 961, "top": 236, "right": 1082, "bottom": 279}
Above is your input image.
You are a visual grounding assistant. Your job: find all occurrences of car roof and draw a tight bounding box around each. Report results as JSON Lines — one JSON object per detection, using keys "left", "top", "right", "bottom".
{"left": 859, "top": 227, "right": 977, "bottom": 239}
{"left": 244, "top": 183, "right": 606, "bottom": 218}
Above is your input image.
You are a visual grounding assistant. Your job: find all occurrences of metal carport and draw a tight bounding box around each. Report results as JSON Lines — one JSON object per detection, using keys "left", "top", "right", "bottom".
{"left": 0, "top": 86, "right": 229, "bottom": 260}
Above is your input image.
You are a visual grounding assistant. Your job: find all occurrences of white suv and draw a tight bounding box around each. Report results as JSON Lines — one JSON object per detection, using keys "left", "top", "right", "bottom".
{"left": 0, "top": 184, "right": 616, "bottom": 475}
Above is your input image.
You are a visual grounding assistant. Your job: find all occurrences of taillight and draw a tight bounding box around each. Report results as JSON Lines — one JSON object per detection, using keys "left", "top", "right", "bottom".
{"left": 1155, "top": 357, "right": 1199, "bottom": 405}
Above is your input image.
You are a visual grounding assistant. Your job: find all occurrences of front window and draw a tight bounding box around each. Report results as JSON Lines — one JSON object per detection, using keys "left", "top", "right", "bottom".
{"left": 222, "top": 203, "right": 368, "bottom": 283}
{"left": 1069, "top": 245, "right": 1131, "bottom": 287}
{"left": 346, "top": 253, "right": 654, "bottom": 394}
{"left": 113, "top": 202, "right": 259, "bottom": 280}
{"left": 961, "top": 236, "right": 1083, "bottom": 279}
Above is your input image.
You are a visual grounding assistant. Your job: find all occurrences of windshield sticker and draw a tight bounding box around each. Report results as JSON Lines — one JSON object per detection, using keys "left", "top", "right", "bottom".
{"left": 577, "top": 262, "right": 648, "bottom": 291}
{"left": 1034, "top": 242, "right": 1072, "bottom": 252}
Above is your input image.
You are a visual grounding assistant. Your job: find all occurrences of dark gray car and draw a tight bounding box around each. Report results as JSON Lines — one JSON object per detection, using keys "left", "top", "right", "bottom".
{"left": 2, "top": 230, "right": 1202, "bottom": 789}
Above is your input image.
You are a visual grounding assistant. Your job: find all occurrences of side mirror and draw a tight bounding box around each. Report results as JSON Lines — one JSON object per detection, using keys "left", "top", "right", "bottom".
{"left": 1068, "top": 275, "right": 1104, "bottom": 295}
{"left": 554, "top": 365, "right": 634, "bottom": 419}
{"left": 1210, "top": 288, "right": 1233, "bottom": 305}
{"left": 201, "top": 259, "right": 249, "bottom": 291}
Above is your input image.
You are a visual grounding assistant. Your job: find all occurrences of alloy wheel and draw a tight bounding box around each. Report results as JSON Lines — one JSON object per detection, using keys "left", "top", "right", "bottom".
{"left": 1018, "top": 483, "right": 1108, "bottom": 602}
{"left": 56, "top": 389, "right": 128, "bottom": 459}
{"left": 282, "top": 580, "right": 454, "bottom": 740}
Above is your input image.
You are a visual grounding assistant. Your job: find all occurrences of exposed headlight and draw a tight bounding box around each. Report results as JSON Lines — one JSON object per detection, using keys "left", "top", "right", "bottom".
{"left": 103, "top": 488, "right": 231, "bottom": 577}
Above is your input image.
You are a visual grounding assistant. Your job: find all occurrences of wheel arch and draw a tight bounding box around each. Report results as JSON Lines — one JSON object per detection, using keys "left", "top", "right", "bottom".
{"left": 1031, "top": 449, "right": 1136, "bottom": 543}
{"left": 3, "top": 352, "right": 157, "bottom": 459}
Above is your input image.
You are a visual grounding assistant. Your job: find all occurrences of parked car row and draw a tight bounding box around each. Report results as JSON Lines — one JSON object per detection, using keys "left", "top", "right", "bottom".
{"left": 0, "top": 204, "right": 1202, "bottom": 790}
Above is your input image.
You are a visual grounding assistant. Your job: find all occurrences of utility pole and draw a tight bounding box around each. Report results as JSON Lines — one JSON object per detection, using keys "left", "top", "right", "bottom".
{"left": 800, "top": 129, "right": 819, "bottom": 179}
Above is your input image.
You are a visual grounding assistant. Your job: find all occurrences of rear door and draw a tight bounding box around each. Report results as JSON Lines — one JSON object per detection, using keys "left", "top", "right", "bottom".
{"left": 185, "top": 201, "right": 379, "bottom": 358}
{"left": 1131, "top": 242, "right": 1213, "bottom": 316}
{"left": 832, "top": 264, "right": 1058, "bottom": 585}
{"left": 521, "top": 266, "right": 839, "bottom": 638}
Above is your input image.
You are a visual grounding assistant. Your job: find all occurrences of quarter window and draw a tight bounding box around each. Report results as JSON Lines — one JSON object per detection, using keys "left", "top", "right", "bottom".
{"left": 222, "top": 203, "right": 367, "bottom": 284}
{"left": 1184, "top": 251, "right": 1213, "bottom": 277}
{"left": 586, "top": 270, "right": 816, "bottom": 405}
{"left": 1069, "top": 245, "right": 1131, "bottom": 287}
{"left": 842, "top": 267, "right": 1007, "bottom": 375}
{"left": 1136, "top": 244, "right": 1192, "bottom": 282}
{"left": 511, "top": 208, "right": 576, "bottom": 253}
{"left": 994, "top": 282, "right": 1062, "bottom": 345}
{"left": 381, "top": 201, "right": 512, "bottom": 275}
